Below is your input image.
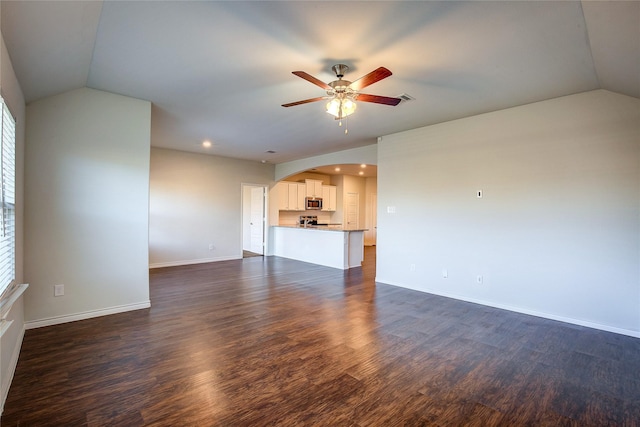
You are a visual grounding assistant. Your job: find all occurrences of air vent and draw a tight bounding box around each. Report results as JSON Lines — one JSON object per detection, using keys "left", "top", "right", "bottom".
{"left": 265, "top": 150, "right": 276, "bottom": 154}
{"left": 397, "top": 93, "right": 415, "bottom": 103}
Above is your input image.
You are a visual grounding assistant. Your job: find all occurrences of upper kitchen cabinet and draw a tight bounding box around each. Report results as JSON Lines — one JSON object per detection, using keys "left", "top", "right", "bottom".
{"left": 305, "top": 179, "right": 323, "bottom": 198}
{"left": 322, "top": 185, "right": 337, "bottom": 211}
{"left": 294, "top": 183, "right": 306, "bottom": 210}
{"left": 276, "top": 181, "right": 306, "bottom": 211}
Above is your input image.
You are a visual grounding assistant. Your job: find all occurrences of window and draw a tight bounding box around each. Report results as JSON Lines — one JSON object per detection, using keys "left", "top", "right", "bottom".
{"left": 0, "top": 98, "right": 16, "bottom": 298}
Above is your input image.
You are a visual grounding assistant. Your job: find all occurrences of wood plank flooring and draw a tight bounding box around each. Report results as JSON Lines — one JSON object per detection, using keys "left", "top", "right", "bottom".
{"left": 2, "top": 247, "right": 639, "bottom": 426}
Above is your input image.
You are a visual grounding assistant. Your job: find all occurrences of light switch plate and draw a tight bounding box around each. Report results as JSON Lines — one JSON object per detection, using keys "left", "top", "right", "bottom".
{"left": 54, "top": 284, "right": 64, "bottom": 297}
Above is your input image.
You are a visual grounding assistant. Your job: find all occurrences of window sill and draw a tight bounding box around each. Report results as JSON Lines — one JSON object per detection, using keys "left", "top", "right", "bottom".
{"left": 0, "top": 283, "right": 28, "bottom": 337}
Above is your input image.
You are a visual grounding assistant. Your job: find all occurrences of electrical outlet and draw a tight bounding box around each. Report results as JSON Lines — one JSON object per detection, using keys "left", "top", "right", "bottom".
{"left": 442, "top": 269, "right": 448, "bottom": 279}
{"left": 476, "top": 275, "right": 483, "bottom": 284}
{"left": 209, "top": 243, "right": 214, "bottom": 250}
{"left": 410, "top": 264, "right": 416, "bottom": 271}
{"left": 54, "top": 284, "right": 65, "bottom": 297}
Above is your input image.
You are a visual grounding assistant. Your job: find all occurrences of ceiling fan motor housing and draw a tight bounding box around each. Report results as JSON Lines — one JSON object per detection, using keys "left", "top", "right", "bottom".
{"left": 328, "top": 79, "right": 353, "bottom": 94}
{"left": 331, "top": 64, "right": 349, "bottom": 78}
{"left": 328, "top": 64, "right": 353, "bottom": 96}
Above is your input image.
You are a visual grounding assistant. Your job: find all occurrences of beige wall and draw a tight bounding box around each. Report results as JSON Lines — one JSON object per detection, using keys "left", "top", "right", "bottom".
{"left": 24, "top": 88, "right": 151, "bottom": 328}
{"left": 149, "top": 148, "right": 274, "bottom": 267}
{"left": 377, "top": 90, "right": 640, "bottom": 337}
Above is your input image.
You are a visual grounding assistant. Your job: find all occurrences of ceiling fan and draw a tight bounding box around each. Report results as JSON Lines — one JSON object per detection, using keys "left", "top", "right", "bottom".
{"left": 282, "top": 64, "right": 401, "bottom": 132}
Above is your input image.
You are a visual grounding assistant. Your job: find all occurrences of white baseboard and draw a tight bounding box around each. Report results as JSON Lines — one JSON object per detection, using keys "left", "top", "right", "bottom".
{"left": 25, "top": 301, "right": 151, "bottom": 330}
{"left": 149, "top": 255, "right": 240, "bottom": 269}
{"left": 374, "top": 276, "right": 640, "bottom": 339}
{"left": 1, "top": 323, "right": 25, "bottom": 416}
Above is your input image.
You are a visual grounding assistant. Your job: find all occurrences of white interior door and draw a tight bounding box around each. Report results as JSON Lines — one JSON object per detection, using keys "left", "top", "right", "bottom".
{"left": 365, "top": 193, "right": 377, "bottom": 245}
{"left": 346, "top": 192, "right": 359, "bottom": 229}
{"left": 250, "top": 186, "right": 265, "bottom": 254}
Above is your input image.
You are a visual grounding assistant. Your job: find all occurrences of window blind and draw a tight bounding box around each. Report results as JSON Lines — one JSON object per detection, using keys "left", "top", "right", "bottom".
{"left": 0, "top": 98, "right": 16, "bottom": 298}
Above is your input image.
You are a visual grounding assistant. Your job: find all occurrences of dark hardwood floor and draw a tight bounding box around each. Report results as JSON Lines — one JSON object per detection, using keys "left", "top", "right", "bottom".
{"left": 2, "top": 247, "right": 639, "bottom": 426}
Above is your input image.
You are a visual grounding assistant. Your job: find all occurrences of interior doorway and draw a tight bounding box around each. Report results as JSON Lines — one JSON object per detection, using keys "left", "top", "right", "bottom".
{"left": 365, "top": 193, "right": 377, "bottom": 246}
{"left": 242, "top": 184, "right": 267, "bottom": 257}
{"left": 346, "top": 192, "right": 359, "bottom": 229}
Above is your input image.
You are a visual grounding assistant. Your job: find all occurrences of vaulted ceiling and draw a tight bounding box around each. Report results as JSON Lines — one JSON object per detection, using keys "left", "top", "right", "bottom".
{"left": 2, "top": 1, "right": 638, "bottom": 164}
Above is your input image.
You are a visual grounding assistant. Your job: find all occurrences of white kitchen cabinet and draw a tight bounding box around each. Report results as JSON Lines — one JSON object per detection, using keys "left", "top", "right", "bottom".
{"left": 277, "top": 182, "right": 306, "bottom": 211}
{"left": 276, "top": 182, "right": 288, "bottom": 210}
{"left": 295, "top": 183, "right": 306, "bottom": 210}
{"left": 305, "top": 179, "right": 323, "bottom": 198}
{"left": 286, "top": 183, "right": 298, "bottom": 210}
{"left": 321, "top": 185, "right": 337, "bottom": 211}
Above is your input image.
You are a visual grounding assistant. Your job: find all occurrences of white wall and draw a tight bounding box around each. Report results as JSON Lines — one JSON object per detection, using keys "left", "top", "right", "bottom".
{"left": 149, "top": 148, "right": 274, "bottom": 267}
{"left": 24, "top": 88, "right": 151, "bottom": 328}
{"left": 377, "top": 90, "right": 640, "bottom": 337}
{"left": 0, "top": 29, "right": 27, "bottom": 414}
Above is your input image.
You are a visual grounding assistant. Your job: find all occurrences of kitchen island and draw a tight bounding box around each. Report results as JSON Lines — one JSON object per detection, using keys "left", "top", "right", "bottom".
{"left": 272, "top": 225, "right": 367, "bottom": 270}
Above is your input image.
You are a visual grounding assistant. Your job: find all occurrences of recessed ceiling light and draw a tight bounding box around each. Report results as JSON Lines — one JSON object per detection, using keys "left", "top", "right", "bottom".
{"left": 202, "top": 140, "right": 212, "bottom": 148}
{"left": 360, "top": 164, "right": 367, "bottom": 168}
{"left": 359, "top": 171, "right": 364, "bottom": 175}
{"left": 335, "top": 167, "right": 341, "bottom": 172}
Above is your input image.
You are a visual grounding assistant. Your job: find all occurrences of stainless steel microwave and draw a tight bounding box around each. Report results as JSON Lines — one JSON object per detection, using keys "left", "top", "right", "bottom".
{"left": 305, "top": 197, "right": 322, "bottom": 210}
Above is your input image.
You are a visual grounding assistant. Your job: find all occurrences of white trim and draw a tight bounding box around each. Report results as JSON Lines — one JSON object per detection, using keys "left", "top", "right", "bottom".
{"left": 24, "top": 301, "right": 151, "bottom": 330}
{"left": 0, "top": 283, "right": 28, "bottom": 325}
{"left": 0, "top": 319, "right": 13, "bottom": 337}
{"left": 1, "top": 322, "right": 25, "bottom": 416}
{"left": 375, "top": 277, "right": 640, "bottom": 339}
{"left": 149, "top": 255, "right": 240, "bottom": 269}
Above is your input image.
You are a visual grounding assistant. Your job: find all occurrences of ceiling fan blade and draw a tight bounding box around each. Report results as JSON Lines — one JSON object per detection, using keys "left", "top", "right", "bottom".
{"left": 350, "top": 67, "right": 393, "bottom": 91}
{"left": 282, "top": 97, "right": 326, "bottom": 107}
{"left": 292, "top": 71, "right": 332, "bottom": 90}
{"left": 356, "top": 93, "right": 402, "bottom": 106}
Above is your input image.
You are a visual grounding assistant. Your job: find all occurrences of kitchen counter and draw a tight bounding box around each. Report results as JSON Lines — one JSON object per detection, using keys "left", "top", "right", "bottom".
{"left": 272, "top": 225, "right": 367, "bottom": 269}
{"left": 274, "top": 225, "right": 367, "bottom": 232}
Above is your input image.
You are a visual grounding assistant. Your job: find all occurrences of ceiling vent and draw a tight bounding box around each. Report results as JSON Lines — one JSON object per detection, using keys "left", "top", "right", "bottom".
{"left": 396, "top": 93, "right": 415, "bottom": 104}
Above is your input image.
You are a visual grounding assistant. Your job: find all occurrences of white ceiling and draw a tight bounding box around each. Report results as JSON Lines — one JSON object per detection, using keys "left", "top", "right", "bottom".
{"left": 2, "top": 1, "right": 639, "bottom": 165}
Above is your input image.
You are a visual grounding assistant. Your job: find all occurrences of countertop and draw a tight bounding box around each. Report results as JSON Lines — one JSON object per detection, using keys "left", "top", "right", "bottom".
{"left": 273, "top": 225, "right": 368, "bottom": 232}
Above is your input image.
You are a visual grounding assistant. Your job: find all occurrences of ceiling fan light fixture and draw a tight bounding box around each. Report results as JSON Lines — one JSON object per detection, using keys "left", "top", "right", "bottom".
{"left": 326, "top": 97, "right": 357, "bottom": 118}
